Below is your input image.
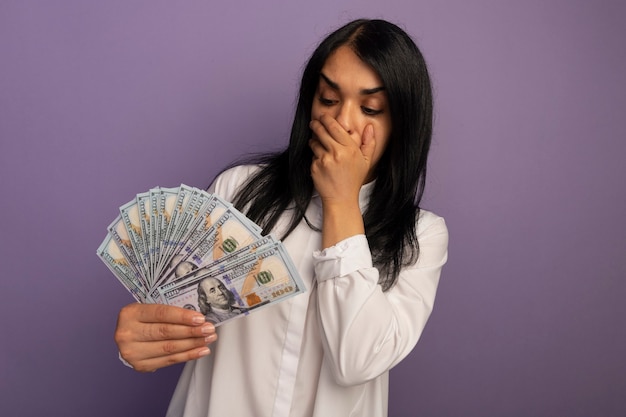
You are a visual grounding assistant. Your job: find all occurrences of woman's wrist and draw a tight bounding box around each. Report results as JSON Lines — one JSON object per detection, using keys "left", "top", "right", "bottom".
{"left": 321, "top": 200, "right": 364, "bottom": 248}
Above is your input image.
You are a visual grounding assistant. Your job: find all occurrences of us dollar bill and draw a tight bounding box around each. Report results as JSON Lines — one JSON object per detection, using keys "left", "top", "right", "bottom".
{"left": 98, "top": 184, "right": 307, "bottom": 318}
{"left": 106, "top": 215, "right": 149, "bottom": 290}
{"left": 155, "top": 205, "right": 262, "bottom": 291}
{"left": 157, "top": 194, "right": 223, "bottom": 285}
{"left": 164, "top": 188, "right": 210, "bottom": 262}
{"left": 157, "top": 235, "right": 278, "bottom": 297}
{"left": 154, "top": 187, "right": 181, "bottom": 278}
{"left": 136, "top": 191, "right": 154, "bottom": 281}
{"left": 158, "top": 243, "right": 304, "bottom": 325}
{"left": 159, "top": 184, "right": 195, "bottom": 271}
{"left": 149, "top": 188, "right": 163, "bottom": 278}
{"left": 97, "top": 233, "right": 148, "bottom": 302}
{"left": 119, "top": 198, "right": 150, "bottom": 281}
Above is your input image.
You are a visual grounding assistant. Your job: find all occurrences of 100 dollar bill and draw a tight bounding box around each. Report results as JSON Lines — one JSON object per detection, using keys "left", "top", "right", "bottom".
{"left": 158, "top": 243, "right": 304, "bottom": 325}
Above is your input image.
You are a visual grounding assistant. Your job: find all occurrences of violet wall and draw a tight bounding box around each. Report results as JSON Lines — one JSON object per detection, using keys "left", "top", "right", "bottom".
{"left": 1, "top": 1, "right": 624, "bottom": 416}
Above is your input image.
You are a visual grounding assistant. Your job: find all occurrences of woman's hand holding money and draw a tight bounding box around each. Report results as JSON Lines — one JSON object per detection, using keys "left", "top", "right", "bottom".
{"left": 114, "top": 303, "right": 217, "bottom": 372}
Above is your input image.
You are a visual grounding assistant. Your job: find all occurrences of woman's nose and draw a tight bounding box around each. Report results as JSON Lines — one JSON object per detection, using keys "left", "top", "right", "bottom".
{"left": 335, "top": 103, "right": 354, "bottom": 135}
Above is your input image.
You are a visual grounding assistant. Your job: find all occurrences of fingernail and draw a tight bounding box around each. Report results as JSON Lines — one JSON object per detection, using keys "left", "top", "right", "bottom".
{"left": 204, "top": 334, "right": 217, "bottom": 343}
{"left": 201, "top": 324, "right": 215, "bottom": 335}
{"left": 192, "top": 315, "right": 206, "bottom": 325}
{"left": 198, "top": 347, "right": 211, "bottom": 357}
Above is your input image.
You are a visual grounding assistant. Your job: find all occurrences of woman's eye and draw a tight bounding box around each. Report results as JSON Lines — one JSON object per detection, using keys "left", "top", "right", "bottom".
{"left": 362, "top": 106, "right": 383, "bottom": 116}
{"left": 318, "top": 96, "right": 335, "bottom": 106}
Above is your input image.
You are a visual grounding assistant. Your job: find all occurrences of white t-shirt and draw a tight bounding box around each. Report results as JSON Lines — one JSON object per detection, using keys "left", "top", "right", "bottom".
{"left": 166, "top": 165, "right": 449, "bottom": 417}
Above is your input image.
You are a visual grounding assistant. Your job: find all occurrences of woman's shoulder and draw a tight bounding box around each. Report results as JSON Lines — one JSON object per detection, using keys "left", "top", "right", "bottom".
{"left": 209, "top": 164, "right": 263, "bottom": 201}
{"left": 216, "top": 164, "right": 262, "bottom": 184}
{"left": 416, "top": 209, "right": 448, "bottom": 239}
{"left": 399, "top": 209, "right": 448, "bottom": 272}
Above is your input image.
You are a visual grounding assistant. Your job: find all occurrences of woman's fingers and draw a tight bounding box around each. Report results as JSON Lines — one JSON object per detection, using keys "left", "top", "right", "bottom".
{"left": 114, "top": 303, "right": 219, "bottom": 372}
{"left": 121, "top": 333, "right": 217, "bottom": 363}
{"left": 312, "top": 113, "right": 354, "bottom": 146}
{"left": 309, "top": 117, "right": 346, "bottom": 150}
{"left": 133, "top": 321, "right": 215, "bottom": 342}
{"left": 128, "top": 303, "right": 206, "bottom": 326}
{"left": 309, "top": 115, "right": 375, "bottom": 159}
{"left": 116, "top": 306, "right": 215, "bottom": 343}
{"left": 308, "top": 117, "right": 354, "bottom": 164}
{"left": 360, "top": 124, "right": 376, "bottom": 161}
{"left": 308, "top": 137, "right": 326, "bottom": 160}
{"left": 128, "top": 344, "right": 214, "bottom": 373}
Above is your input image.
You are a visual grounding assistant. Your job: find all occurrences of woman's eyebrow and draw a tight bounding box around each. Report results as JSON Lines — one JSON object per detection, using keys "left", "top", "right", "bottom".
{"left": 320, "top": 72, "right": 385, "bottom": 95}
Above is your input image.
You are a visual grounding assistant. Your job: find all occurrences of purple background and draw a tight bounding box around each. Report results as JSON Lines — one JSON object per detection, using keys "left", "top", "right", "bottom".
{"left": 1, "top": 1, "right": 625, "bottom": 416}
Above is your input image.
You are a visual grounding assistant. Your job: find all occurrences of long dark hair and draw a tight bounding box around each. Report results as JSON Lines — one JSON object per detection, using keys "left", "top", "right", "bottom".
{"left": 229, "top": 19, "right": 433, "bottom": 291}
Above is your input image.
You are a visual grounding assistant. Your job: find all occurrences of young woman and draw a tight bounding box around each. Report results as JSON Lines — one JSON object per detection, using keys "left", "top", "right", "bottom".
{"left": 114, "top": 18, "right": 448, "bottom": 417}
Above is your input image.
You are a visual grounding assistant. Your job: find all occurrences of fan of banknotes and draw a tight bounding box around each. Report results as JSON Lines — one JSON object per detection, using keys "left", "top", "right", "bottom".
{"left": 97, "top": 185, "right": 305, "bottom": 325}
